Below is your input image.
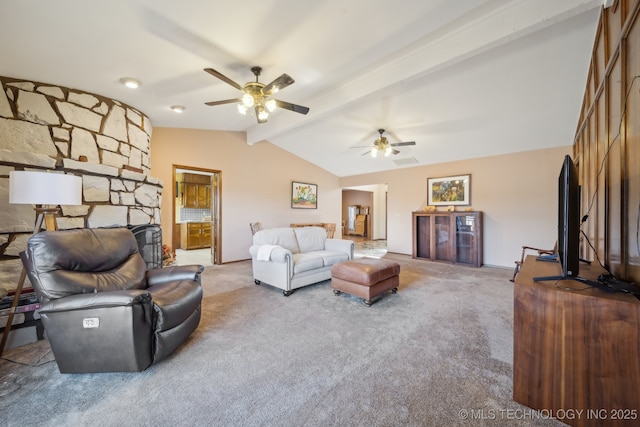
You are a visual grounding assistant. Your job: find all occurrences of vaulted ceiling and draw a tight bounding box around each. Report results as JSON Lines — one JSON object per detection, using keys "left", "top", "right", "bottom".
{"left": 0, "top": 0, "right": 603, "bottom": 177}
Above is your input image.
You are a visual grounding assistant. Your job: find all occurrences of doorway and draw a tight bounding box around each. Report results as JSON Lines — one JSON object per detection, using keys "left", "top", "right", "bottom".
{"left": 172, "top": 165, "right": 221, "bottom": 265}
{"left": 341, "top": 184, "right": 388, "bottom": 250}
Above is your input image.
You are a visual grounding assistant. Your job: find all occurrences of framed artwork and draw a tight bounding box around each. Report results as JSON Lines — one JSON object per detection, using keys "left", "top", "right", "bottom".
{"left": 428, "top": 174, "right": 471, "bottom": 206}
{"left": 291, "top": 181, "right": 317, "bottom": 209}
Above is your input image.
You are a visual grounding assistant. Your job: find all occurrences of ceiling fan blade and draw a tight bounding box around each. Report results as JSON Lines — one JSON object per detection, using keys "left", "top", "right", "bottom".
{"left": 390, "top": 141, "right": 416, "bottom": 147}
{"left": 204, "top": 68, "right": 242, "bottom": 90}
{"left": 263, "top": 74, "right": 295, "bottom": 95}
{"left": 274, "top": 100, "right": 310, "bottom": 115}
{"left": 205, "top": 98, "right": 241, "bottom": 106}
{"left": 392, "top": 149, "right": 400, "bottom": 155}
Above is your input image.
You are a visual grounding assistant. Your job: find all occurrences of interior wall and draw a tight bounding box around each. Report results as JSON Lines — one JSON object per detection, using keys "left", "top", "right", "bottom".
{"left": 574, "top": 0, "right": 640, "bottom": 283}
{"left": 340, "top": 146, "right": 571, "bottom": 268}
{"left": 151, "top": 129, "right": 570, "bottom": 268}
{"left": 150, "top": 128, "right": 341, "bottom": 263}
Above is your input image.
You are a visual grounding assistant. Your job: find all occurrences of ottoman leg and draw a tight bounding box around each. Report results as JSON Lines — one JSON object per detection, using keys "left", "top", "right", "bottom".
{"left": 391, "top": 287, "right": 398, "bottom": 293}
{"left": 333, "top": 289, "right": 342, "bottom": 295}
{"left": 363, "top": 299, "right": 373, "bottom": 307}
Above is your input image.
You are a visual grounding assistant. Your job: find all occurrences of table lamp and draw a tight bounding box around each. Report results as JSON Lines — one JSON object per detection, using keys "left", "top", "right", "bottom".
{"left": 9, "top": 170, "right": 83, "bottom": 231}
{"left": 0, "top": 170, "right": 82, "bottom": 355}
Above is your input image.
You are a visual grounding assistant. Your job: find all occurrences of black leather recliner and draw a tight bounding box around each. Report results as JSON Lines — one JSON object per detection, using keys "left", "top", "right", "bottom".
{"left": 20, "top": 227, "right": 203, "bottom": 373}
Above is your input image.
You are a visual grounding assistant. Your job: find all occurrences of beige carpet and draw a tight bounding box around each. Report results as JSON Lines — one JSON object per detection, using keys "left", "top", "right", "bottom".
{"left": 0, "top": 254, "right": 567, "bottom": 426}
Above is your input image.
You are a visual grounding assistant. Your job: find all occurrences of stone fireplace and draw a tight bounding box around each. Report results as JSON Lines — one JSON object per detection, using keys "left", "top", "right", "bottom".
{"left": 0, "top": 76, "right": 163, "bottom": 295}
{"left": 129, "top": 224, "right": 163, "bottom": 269}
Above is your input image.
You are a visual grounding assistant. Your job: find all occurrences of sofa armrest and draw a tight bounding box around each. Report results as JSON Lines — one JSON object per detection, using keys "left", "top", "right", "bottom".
{"left": 39, "top": 289, "right": 152, "bottom": 314}
{"left": 249, "top": 245, "right": 292, "bottom": 263}
{"left": 325, "top": 239, "right": 355, "bottom": 259}
{"left": 146, "top": 265, "right": 204, "bottom": 286}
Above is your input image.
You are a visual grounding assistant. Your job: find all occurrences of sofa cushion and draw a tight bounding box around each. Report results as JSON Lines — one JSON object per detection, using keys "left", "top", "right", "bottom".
{"left": 253, "top": 227, "right": 300, "bottom": 253}
{"left": 316, "top": 250, "right": 350, "bottom": 267}
{"left": 292, "top": 252, "right": 324, "bottom": 273}
{"left": 293, "top": 226, "right": 326, "bottom": 253}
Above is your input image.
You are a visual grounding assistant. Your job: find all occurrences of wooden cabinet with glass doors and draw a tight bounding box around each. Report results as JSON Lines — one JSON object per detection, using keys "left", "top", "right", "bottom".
{"left": 412, "top": 211, "right": 483, "bottom": 267}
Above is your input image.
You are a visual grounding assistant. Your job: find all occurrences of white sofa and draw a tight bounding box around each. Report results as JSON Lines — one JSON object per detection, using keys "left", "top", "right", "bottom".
{"left": 249, "top": 226, "right": 354, "bottom": 296}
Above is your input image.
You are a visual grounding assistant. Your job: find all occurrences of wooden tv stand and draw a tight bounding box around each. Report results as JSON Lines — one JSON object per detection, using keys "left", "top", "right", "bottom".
{"left": 513, "top": 255, "right": 640, "bottom": 426}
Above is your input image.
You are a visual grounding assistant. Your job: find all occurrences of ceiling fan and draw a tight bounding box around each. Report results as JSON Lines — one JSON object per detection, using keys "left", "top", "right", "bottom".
{"left": 204, "top": 66, "right": 310, "bottom": 124}
{"left": 354, "top": 129, "right": 416, "bottom": 157}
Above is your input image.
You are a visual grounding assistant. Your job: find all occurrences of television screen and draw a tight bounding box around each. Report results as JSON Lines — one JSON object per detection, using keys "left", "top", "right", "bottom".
{"left": 558, "top": 154, "right": 580, "bottom": 278}
{"left": 534, "top": 155, "right": 640, "bottom": 296}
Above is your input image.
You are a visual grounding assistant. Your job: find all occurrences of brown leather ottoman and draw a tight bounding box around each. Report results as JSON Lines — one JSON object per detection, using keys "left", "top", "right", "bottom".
{"left": 331, "top": 258, "right": 400, "bottom": 306}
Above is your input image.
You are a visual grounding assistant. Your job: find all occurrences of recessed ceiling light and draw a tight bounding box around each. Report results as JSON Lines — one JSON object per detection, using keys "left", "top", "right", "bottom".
{"left": 119, "top": 77, "right": 141, "bottom": 89}
{"left": 170, "top": 105, "right": 185, "bottom": 113}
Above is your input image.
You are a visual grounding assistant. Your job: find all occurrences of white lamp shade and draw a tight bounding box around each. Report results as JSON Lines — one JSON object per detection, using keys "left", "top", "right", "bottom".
{"left": 9, "top": 171, "right": 82, "bottom": 205}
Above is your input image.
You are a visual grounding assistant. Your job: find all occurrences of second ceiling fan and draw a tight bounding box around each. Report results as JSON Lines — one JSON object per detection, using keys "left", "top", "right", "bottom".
{"left": 204, "top": 66, "right": 309, "bottom": 124}
{"left": 355, "top": 129, "right": 416, "bottom": 157}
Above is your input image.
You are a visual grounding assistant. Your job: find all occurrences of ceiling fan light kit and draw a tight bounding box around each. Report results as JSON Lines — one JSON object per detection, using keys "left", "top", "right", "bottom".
{"left": 360, "top": 129, "right": 416, "bottom": 158}
{"left": 371, "top": 146, "right": 393, "bottom": 157}
{"left": 204, "top": 66, "right": 309, "bottom": 124}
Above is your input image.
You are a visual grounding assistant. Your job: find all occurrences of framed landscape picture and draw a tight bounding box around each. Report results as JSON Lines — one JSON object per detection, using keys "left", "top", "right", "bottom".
{"left": 291, "top": 181, "right": 317, "bottom": 209}
{"left": 428, "top": 174, "right": 471, "bottom": 206}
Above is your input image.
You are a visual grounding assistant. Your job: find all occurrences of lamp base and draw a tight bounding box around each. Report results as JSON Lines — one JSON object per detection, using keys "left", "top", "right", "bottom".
{"left": 35, "top": 207, "right": 59, "bottom": 232}
{"left": 0, "top": 208, "right": 59, "bottom": 356}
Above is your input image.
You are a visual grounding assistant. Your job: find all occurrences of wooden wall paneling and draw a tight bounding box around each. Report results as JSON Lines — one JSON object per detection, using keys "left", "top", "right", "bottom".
{"left": 607, "top": 56, "right": 623, "bottom": 275}
{"left": 596, "top": 95, "right": 607, "bottom": 258}
{"left": 587, "top": 109, "right": 598, "bottom": 261}
{"left": 574, "top": 0, "right": 640, "bottom": 282}
{"left": 620, "top": 42, "right": 629, "bottom": 278}
{"left": 607, "top": 1, "right": 622, "bottom": 56}
{"left": 595, "top": 21, "right": 605, "bottom": 84}
{"left": 624, "top": 21, "right": 640, "bottom": 277}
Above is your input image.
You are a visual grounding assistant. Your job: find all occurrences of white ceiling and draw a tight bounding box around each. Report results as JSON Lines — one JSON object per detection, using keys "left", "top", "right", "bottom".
{"left": 0, "top": 0, "right": 603, "bottom": 177}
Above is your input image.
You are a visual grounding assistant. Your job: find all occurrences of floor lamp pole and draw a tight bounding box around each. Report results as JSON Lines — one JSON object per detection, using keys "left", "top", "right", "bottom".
{"left": 0, "top": 208, "right": 58, "bottom": 357}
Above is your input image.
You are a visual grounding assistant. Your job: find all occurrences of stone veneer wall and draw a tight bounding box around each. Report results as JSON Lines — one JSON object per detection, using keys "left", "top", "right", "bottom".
{"left": 0, "top": 76, "right": 163, "bottom": 294}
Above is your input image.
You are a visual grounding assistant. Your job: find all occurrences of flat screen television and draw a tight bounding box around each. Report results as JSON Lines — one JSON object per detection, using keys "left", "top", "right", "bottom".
{"left": 534, "top": 155, "right": 640, "bottom": 295}
{"left": 533, "top": 155, "right": 582, "bottom": 282}
{"left": 558, "top": 154, "right": 580, "bottom": 278}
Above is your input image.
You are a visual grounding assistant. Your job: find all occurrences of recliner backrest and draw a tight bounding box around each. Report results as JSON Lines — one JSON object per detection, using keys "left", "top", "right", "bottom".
{"left": 22, "top": 227, "right": 148, "bottom": 304}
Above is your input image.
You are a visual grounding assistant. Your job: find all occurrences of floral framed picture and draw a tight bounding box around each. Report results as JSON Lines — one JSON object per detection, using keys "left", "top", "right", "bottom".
{"left": 291, "top": 181, "right": 317, "bottom": 209}
{"left": 427, "top": 174, "right": 471, "bottom": 206}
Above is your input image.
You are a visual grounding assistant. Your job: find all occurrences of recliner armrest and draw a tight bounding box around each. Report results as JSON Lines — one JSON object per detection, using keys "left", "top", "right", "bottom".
{"left": 39, "top": 289, "right": 152, "bottom": 313}
{"left": 146, "top": 265, "right": 204, "bottom": 286}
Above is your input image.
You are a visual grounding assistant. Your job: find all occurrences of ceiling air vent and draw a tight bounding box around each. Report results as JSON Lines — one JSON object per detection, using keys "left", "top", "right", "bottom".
{"left": 393, "top": 157, "right": 418, "bottom": 166}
